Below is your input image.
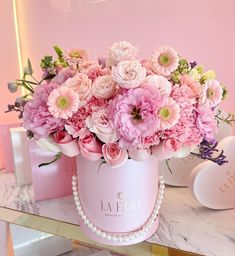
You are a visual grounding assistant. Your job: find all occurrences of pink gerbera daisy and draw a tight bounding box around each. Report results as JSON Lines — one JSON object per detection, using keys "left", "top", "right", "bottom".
{"left": 151, "top": 46, "right": 179, "bottom": 76}
{"left": 47, "top": 86, "right": 80, "bottom": 119}
{"left": 200, "top": 80, "right": 223, "bottom": 107}
{"left": 157, "top": 97, "right": 180, "bottom": 130}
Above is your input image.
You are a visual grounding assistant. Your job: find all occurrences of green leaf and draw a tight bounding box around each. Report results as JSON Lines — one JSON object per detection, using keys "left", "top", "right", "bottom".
{"left": 27, "top": 59, "right": 33, "bottom": 75}
{"left": 53, "top": 45, "right": 63, "bottom": 59}
{"left": 16, "top": 79, "right": 38, "bottom": 85}
{"left": 38, "top": 152, "right": 62, "bottom": 168}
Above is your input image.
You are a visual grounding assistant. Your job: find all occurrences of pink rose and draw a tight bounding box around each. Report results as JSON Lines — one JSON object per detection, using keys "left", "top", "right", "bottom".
{"left": 102, "top": 143, "right": 128, "bottom": 168}
{"left": 53, "top": 130, "right": 73, "bottom": 144}
{"left": 152, "top": 138, "right": 179, "bottom": 160}
{"left": 164, "top": 138, "right": 180, "bottom": 152}
{"left": 85, "top": 108, "right": 119, "bottom": 143}
{"left": 108, "top": 41, "right": 138, "bottom": 64}
{"left": 92, "top": 75, "right": 117, "bottom": 99}
{"left": 112, "top": 60, "right": 146, "bottom": 89}
{"left": 64, "top": 73, "right": 92, "bottom": 106}
{"left": 180, "top": 75, "right": 201, "bottom": 97}
{"left": 78, "top": 132, "right": 102, "bottom": 161}
{"left": 53, "top": 130, "right": 80, "bottom": 157}
{"left": 128, "top": 147, "right": 151, "bottom": 162}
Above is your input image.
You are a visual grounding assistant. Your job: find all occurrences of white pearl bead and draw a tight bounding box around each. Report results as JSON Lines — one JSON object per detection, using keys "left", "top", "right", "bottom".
{"left": 92, "top": 226, "right": 97, "bottom": 232}
{"left": 107, "top": 234, "right": 111, "bottom": 240}
{"left": 100, "top": 232, "right": 105, "bottom": 238}
{"left": 96, "top": 229, "right": 101, "bottom": 236}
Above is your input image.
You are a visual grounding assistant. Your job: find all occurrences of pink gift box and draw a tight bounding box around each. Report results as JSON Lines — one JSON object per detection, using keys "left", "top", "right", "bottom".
{"left": 0, "top": 122, "right": 20, "bottom": 171}
{"left": 29, "top": 142, "right": 76, "bottom": 201}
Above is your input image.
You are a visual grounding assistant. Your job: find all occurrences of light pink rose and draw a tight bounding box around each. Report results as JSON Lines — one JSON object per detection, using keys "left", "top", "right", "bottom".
{"left": 86, "top": 108, "right": 119, "bottom": 143}
{"left": 53, "top": 130, "right": 80, "bottom": 157}
{"left": 78, "top": 132, "right": 103, "bottom": 161}
{"left": 152, "top": 138, "right": 180, "bottom": 160}
{"left": 108, "top": 41, "right": 138, "bottom": 64}
{"left": 144, "top": 75, "right": 172, "bottom": 96}
{"left": 102, "top": 143, "right": 128, "bottom": 168}
{"left": 112, "top": 60, "right": 146, "bottom": 89}
{"left": 64, "top": 73, "right": 92, "bottom": 106}
{"left": 180, "top": 75, "right": 201, "bottom": 97}
{"left": 128, "top": 147, "right": 151, "bottom": 162}
{"left": 92, "top": 75, "right": 117, "bottom": 99}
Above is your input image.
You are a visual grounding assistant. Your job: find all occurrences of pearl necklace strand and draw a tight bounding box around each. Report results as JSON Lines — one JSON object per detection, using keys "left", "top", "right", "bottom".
{"left": 72, "top": 175, "right": 165, "bottom": 242}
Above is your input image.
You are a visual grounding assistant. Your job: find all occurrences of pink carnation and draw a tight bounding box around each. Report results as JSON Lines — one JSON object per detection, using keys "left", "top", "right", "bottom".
{"left": 23, "top": 102, "right": 64, "bottom": 139}
{"left": 108, "top": 85, "right": 166, "bottom": 147}
{"left": 65, "top": 97, "right": 108, "bottom": 138}
{"left": 196, "top": 105, "right": 217, "bottom": 141}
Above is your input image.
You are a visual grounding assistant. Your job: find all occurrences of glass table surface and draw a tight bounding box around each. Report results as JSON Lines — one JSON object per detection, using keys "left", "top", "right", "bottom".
{"left": 0, "top": 171, "right": 234, "bottom": 256}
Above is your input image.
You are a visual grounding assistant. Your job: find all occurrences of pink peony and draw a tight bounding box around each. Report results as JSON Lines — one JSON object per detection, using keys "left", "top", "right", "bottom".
{"left": 92, "top": 75, "right": 117, "bottom": 99}
{"left": 47, "top": 86, "right": 80, "bottom": 119}
{"left": 108, "top": 85, "right": 166, "bottom": 147}
{"left": 108, "top": 41, "right": 138, "bottom": 64}
{"left": 180, "top": 75, "right": 201, "bottom": 97}
{"left": 196, "top": 105, "right": 217, "bottom": 141}
{"left": 86, "top": 108, "right": 119, "bottom": 143}
{"left": 78, "top": 132, "right": 102, "bottom": 161}
{"left": 33, "top": 82, "right": 59, "bottom": 106}
{"left": 112, "top": 60, "right": 146, "bottom": 89}
{"left": 102, "top": 143, "right": 128, "bottom": 168}
{"left": 151, "top": 46, "right": 179, "bottom": 76}
{"left": 64, "top": 73, "right": 92, "bottom": 106}
{"left": 144, "top": 75, "right": 172, "bottom": 96}
{"left": 200, "top": 80, "right": 223, "bottom": 107}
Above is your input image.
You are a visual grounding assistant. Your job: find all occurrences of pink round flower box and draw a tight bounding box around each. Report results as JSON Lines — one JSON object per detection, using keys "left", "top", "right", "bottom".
{"left": 75, "top": 156, "right": 160, "bottom": 245}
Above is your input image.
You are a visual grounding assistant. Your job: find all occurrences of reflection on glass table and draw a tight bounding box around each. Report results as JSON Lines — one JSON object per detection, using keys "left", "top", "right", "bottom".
{"left": 0, "top": 171, "right": 234, "bottom": 256}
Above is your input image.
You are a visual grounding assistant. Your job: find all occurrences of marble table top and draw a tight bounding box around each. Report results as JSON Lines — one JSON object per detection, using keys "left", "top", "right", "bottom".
{"left": 0, "top": 172, "right": 234, "bottom": 256}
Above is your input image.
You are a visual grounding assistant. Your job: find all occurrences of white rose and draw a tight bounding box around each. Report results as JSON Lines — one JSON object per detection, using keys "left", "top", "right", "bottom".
{"left": 128, "top": 147, "right": 151, "bottom": 162}
{"left": 85, "top": 108, "right": 119, "bottom": 143}
{"left": 92, "top": 75, "right": 117, "bottom": 99}
{"left": 112, "top": 60, "right": 146, "bottom": 89}
{"left": 108, "top": 41, "right": 138, "bottom": 64}
{"left": 144, "top": 75, "right": 172, "bottom": 95}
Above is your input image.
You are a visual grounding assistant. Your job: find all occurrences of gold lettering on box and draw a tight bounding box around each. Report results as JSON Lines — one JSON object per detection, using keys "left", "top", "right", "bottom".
{"left": 100, "top": 192, "right": 141, "bottom": 217}
{"left": 218, "top": 172, "right": 235, "bottom": 194}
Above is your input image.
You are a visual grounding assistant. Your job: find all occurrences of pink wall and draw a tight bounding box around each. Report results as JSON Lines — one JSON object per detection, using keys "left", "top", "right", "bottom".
{"left": 0, "top": 1, "right": 20, "bottom": 122}
{"left": 1, "top": 0, "right": 235, "bottom": 124}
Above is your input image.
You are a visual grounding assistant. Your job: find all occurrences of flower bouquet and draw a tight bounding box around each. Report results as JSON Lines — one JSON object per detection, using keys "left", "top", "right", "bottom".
{"left": 7, "top": 41, "right": 232, "bottom": 245}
